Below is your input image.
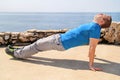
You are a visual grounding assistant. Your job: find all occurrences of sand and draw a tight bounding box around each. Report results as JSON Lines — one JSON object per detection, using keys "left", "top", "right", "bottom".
{"left": 0, "top": 44, "right": 120, "bottom": 80}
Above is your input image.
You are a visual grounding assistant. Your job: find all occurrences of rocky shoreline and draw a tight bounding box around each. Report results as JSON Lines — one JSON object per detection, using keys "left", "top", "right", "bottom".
{"left": 0, "top": 22, "right": 120, "bottom": 46}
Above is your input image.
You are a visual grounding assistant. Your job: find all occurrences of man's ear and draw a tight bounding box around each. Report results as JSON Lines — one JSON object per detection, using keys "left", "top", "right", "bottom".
{"left": 100, "top": 19, "right": 105, "bottom": 25}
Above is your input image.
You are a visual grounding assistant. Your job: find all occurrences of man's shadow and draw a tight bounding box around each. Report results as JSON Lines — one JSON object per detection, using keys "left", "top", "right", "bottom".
{"left": 95, "top": 58, "right": 120, "bottom": 76}
{"left": 11, "top": 56, "right": 120, "bottom": 76}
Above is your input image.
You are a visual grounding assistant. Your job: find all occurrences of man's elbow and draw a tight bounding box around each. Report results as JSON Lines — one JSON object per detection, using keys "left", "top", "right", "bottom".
{"left": 89, "top": 45, "right": 96, "bottom": 50}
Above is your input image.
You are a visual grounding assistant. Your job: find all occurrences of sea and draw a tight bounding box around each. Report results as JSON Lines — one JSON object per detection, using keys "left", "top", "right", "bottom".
{"left": 0, "top": 12, "right": 120, "bottom": 32}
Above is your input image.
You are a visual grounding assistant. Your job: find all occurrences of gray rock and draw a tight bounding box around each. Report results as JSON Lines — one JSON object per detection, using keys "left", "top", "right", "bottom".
{"left": 104, "top": 22, "right": 120, "bottom": 44}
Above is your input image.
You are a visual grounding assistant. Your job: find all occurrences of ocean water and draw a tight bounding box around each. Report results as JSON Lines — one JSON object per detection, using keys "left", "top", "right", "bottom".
{"left": 0, "top": 12, "right": 120, "bottom": 32}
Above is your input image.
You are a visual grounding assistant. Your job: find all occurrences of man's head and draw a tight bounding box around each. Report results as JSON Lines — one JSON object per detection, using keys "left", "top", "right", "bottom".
{"left": 93, "top": 13, "right": 112, "bottom": 28}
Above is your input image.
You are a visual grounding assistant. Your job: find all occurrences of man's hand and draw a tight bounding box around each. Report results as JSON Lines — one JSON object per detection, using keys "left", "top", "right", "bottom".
{"left": 89, "top": 66, "right": 102, "bottom": 71}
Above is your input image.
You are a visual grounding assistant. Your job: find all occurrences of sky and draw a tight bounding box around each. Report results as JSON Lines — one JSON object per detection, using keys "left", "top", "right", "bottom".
{"left": 0, "top": 0, "right": 120, "bottom": 12}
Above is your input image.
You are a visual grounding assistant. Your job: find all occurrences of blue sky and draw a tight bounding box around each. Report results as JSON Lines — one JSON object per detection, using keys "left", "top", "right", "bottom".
{"left": 0, "top": 0, "right": 120, "bottom": 12}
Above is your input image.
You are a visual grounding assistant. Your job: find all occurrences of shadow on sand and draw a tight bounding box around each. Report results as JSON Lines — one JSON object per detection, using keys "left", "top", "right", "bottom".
{"left": 11, "top": 57, "right": 120, "bottom": 76}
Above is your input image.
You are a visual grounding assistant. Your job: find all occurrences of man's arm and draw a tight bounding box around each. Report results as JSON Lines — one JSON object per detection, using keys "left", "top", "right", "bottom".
{"left": 88, "top": 38, "right": 102, "bottom": 71}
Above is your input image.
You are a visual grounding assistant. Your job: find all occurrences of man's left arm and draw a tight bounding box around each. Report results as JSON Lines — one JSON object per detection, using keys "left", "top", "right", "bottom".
{"left": 88, "top": 38, "right": 102, "bottom": 71}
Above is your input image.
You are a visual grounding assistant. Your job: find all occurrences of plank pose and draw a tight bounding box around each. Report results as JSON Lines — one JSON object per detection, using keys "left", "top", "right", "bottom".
{"left": 5, "top": 13, "right": 112, "bottom": 71}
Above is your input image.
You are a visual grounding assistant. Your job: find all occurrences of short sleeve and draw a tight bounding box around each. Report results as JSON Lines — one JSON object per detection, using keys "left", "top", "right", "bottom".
{"left": 89, "top": 26, "right": 101, "bottom": 39}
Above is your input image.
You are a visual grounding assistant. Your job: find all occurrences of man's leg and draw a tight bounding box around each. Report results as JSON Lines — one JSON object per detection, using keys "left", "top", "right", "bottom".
{"left": 13, "top": 34, "right": 64, "bottom": 58}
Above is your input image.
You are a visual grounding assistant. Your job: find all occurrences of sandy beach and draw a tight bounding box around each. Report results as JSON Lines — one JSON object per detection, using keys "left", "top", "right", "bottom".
{"left": 0, "top": 44, "right": 120, "bottom": 80}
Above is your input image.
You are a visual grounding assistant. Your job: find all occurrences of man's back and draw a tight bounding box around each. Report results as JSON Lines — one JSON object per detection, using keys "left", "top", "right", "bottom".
{"left": 60, "top": 22, "right": 101, "bottom": 50}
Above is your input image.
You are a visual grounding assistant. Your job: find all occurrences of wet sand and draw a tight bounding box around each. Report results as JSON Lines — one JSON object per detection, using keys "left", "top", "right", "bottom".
{"left": 0, "top": 45, "right": 120, "bottom": 80}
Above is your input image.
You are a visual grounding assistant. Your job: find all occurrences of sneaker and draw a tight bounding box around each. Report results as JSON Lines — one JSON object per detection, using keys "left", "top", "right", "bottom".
{"left": 5, "top": 45, "right": 17, "bottom": 58}
{"left": 8, "top": 45, "right": 20, "bottom": 49}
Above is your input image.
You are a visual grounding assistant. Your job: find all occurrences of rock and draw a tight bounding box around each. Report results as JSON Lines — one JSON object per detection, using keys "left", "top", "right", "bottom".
{"left": 37, "top": 32, "right": 45, "bottom": 38}
{"left": 4, "top": 32, "right": 11, "bottom": 40}
{"left": 9, "top": 32, "right": 20, "bottom": 44}
{"left": 46, "top": 32, "right": 54, "bottom": 36}
{"left": 0, "top": 33, "right": 5, "bottom": 36}
{"left": 19, "top": 32, "right": 35, "bottom": 42}
{"left": 29, "top": 37, "right": 37, "bottom": 42}
{"left": 59, "top": 29, "right": 68, "bottom": 33}
{"left": 11, "top": 32, "right": 19, "bottom": 40}
{"left": 114, "top": 22, "right": 120, "bottom": 44}
{"left": 27, "top": 29, "right": 37, "bottom": 33}
{"left": 0, "top": 37, "right": 5, "bottom": 45}
{"left": 104, "top": 26, "right": 116, "bottom": 43}
{"left": 101, "top": 29, "right": 106, "bottom": 37}
{"left": 19, "top": 32, "right": 29, "bottom": 42}
{"left": 104, "top": 22, "right": 120, "bottom": 44}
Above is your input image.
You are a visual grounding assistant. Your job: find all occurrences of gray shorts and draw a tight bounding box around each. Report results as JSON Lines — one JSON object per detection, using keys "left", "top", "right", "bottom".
{"left": 14, "top": 34, "right": 65, "bottom": 58}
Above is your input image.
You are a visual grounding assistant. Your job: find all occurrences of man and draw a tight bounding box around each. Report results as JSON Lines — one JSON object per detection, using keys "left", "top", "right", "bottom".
{"left": 5, "top": 13, "right": 112, "bottom": 71}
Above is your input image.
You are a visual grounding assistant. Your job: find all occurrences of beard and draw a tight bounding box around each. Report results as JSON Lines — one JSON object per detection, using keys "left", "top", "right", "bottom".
{"left": 101, "top": 22, "right": 111, "bottom": 28}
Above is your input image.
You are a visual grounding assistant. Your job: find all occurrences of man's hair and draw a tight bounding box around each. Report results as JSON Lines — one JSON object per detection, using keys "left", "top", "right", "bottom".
{"left": 94, "top": 13, "right": 112, "bottom": 28}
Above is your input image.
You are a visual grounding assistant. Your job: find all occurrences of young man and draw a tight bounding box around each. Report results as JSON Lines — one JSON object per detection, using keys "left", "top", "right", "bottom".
{"left": 5, "top": 13, "right": 112, "bottom": 71}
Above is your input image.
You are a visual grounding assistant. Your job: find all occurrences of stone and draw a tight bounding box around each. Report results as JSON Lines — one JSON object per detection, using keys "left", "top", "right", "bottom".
{"left": 0, "top": 37, "right": 5, "bottom": 45}
{"left": 46, "top": 32, "right": 54, "bottom": 36}
{"left": 4, "top": 32, "right": 11, "bottom": 40}
{"left": 104, "top": 27, "right": 115, "bottom": 43}
{"left": 101, "top": 29, "right": 106, "bottom": 37}
{"left": 11, "top": 40, "right": 17, "bottom": 44}
{"left": 104, "top": 22, "right": 120, "bottom": 44}
{"left": 19, "top": 32, "right": 35, "bottom": 42}
{"left": 11, "top": 32, "right": 19, "bottom": 39}
{"left": 37, "top": 32, "right": 45, "bottom": 38}
{"left": 29, "top": 37, "right": 37, "bottom": 42}
{"left": 19, "top": 32, "right": 29, "bottom": 42}
{"left": 27, "top": 29, "right": 37, "bottom": 33}
{"left": 114, "top": 22, "right": 120, "bottom": 44}
{"left": 59, "top": 29, "right": 68, "bottom": 33}
{"left": 0, "top": 33, "right": 5, "bottom": 37}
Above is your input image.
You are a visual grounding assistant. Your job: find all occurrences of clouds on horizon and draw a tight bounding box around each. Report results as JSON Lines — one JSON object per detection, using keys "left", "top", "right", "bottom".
{"left": 0, "top": 0, "right": 120, "bottom": 12}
